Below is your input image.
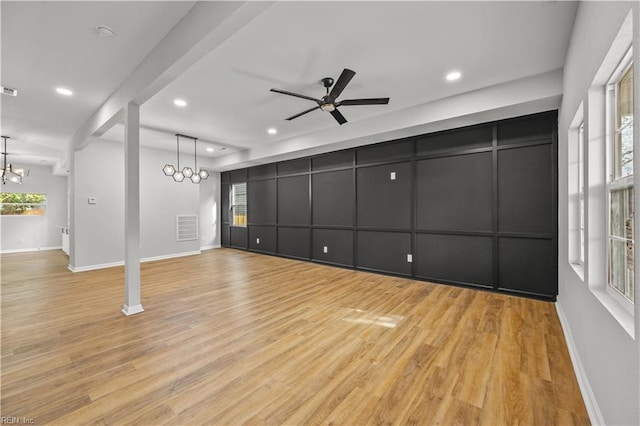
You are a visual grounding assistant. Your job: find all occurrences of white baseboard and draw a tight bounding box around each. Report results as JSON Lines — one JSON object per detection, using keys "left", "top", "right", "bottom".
{"left": 1, "top": 246, "right": 62, "bottom": 254}
{"left": 141, "top": 250, "right": 201, "bottom": 263}
{"left": 556, "top": 301, "right": 605, "bottom": 426}
{"left": 200, "top": 244, "right": 221, "bottom": 251}
{"left": 69, "top": 260, "right": 124, "bottom": 273}
{"left": 69, "top": 250, "right": 202, "bottom": 273}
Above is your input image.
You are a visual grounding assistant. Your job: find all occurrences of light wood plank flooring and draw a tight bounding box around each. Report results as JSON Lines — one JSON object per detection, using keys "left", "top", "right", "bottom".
{"left": 1, "top": 248, "right": 589, "bottom": 425}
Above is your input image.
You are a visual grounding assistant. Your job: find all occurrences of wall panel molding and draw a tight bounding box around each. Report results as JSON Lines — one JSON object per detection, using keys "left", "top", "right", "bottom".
{"left": 221, "top": 110, "right": 558, "bottom": 300}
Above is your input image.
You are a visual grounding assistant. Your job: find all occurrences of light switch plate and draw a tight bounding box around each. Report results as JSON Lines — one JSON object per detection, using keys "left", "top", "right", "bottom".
{"left": 390, "top": 171, "right": 396, "bottom": 180}
{"left": 88, "top": 197, "right": 97, "bottom": 204}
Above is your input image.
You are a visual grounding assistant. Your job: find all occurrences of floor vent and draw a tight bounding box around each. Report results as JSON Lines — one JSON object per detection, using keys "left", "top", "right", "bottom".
{"left": 176, "top": 215, "right": 198, "bottom": 241}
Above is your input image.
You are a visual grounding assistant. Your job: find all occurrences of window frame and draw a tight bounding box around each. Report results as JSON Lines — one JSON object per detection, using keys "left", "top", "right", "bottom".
{"left": 578, "top": 122, "right": 586, "bottom": 266}
{"left": 0, "top": 192, "right": 47, "bottom": 216}
{"left": 568, "top": 103, "right": 585, "bottom": 278}
{"left": 606, "top": 50, "right": 634, "bottom": 314}
{"left": 230, "top": 182, "right": 247, "bottom": 227}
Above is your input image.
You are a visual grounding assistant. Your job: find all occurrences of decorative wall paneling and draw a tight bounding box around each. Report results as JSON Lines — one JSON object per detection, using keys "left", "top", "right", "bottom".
{"left": 221, "top": 111, "right": 558, "bottom": 300}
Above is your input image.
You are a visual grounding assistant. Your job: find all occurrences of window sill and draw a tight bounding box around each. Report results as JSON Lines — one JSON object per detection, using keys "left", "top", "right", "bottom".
{"left": 591, "top": 288, "right": 635, "bottom": 338}
{"left": 569, "top": 262, "right": 585, "bottom": 281}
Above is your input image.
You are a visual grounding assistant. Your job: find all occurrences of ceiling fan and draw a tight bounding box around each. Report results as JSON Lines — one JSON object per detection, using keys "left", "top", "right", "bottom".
{"left": 270, "top": 68, "right": 390, "bottom": 125}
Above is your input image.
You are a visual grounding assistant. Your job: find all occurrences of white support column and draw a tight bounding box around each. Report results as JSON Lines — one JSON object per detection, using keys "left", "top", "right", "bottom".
{"left": 67, "top": 151, "right": 76, "bottom": 270}
{"left": 122, "top": 102, "right": 144, "bottom": 316}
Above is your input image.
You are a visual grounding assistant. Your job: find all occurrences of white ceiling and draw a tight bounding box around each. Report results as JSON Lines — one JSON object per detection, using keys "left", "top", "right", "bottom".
{"left": 1, "top": 1, "right": 578, "bottom": 173}
{"left": 1, "top": 1, "right": 195, "bottom": 168}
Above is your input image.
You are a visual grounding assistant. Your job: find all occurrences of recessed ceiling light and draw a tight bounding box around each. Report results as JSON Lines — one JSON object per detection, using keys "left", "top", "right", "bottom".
{"left": 56, "top": 87, "right": 73, "bottom": 96}
{"left": 95, "top": 25, "right": 115, "bottom": 38}
{"left": 206, "top": 147, "right": 214, "bottom": 152}
{"left": 174, "top": 99, "right": 187, "bottom": 107}
{"left": 267, "top": 127, "right": 277, "bottom": 135}
{"left": 446, "top": 71, "right": 462, "bottom": 81}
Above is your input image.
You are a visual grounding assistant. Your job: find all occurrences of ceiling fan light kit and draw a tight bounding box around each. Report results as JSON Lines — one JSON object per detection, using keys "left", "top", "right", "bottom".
{"left": 270, "top": 68, "right": 390, "bottom": 125}
{"left": 1, "top": 136, "right": 29, "bottom": 185}
{"left": 162, "top": 134, "right": 209, "bottom": 184}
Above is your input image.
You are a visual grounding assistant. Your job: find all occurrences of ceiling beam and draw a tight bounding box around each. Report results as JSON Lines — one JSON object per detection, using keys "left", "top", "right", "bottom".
{"left": 70, "top": 1, "right": 274, "bottom": 154}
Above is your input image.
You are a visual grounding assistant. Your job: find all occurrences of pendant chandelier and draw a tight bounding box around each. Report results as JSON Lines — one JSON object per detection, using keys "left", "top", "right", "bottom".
{"left": 162, "top": 134, "right": 209, "bottom": 184}
{"left": 1, "top": 136, "right": 28, "bottom": 185}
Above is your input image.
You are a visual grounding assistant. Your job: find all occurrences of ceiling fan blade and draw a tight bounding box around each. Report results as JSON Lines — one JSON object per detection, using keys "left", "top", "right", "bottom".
{"left": 338, "top": 98, "right": 390, "bottom": 106}
{"left": 328, "top": 68, "right": 356, "bottom": 101}
{"left": 330, "top": 108, "right": 347, "bottom": 125}
{"left": 270, "top": 88, "right": 320, "bottom": 103}
{"left": 285, "top": 105, "right": 321, "bottom": 121}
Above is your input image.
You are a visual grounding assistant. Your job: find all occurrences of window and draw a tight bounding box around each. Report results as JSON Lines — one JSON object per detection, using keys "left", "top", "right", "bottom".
{"left": 607, "top": 59, "right": 634, "bottom": 309}
{"left": 230, "top": 183, "right": 247, "bottom": 226}
{"left": 0, "top": 193, "right": 46, "bottom": 216}
{"left": 579, "top": 123, "right": 585, "bottom": 265}
{"left": 568, "top": 104, "right": 585, "bottom": 274}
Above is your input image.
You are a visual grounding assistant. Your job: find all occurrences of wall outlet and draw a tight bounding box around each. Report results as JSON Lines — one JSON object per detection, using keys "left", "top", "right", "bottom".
{"left": 390, "top": 171, "right": 396, "bottom": 180}
{"left": 256, "top": 238, "right": 260, "bottom": 244}
{"left": 323, "top": 246, "right": 328, "bottom": 254}
{"left": 407, "top": 254, "right": 413, "bottom": 263}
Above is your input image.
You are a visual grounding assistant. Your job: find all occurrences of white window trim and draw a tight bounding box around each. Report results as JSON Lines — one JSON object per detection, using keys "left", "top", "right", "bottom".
{"left": 230, "top": 182, "right": 247, "bottom": 227}
{"left": 569, "top": 104, "right": 585, "bottom": 280}
{"left": 605, "top": 49, "right": 634, "bottom": 316}
{"left": 584, "top": 9, "right": 635, "bottom": 338}
{"left": 579, "top": 123, "right": 586, "bottom": 267}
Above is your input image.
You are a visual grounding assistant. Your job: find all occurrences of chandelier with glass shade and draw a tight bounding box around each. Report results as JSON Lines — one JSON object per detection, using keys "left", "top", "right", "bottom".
{"left": 162, "top": 134, "right": 209, "bottom": 184}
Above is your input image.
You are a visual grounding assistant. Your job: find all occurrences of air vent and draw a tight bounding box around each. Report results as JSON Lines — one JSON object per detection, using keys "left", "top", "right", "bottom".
{"left": 1, "top": 86, "right": 18, "bottom": 97}
{"left": 176, "top": 214, "right": 198, "bottom": 242}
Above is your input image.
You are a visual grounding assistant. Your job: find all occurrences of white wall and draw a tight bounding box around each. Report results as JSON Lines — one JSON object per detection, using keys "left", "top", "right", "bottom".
{"left": 199, "top": 171, "right": 221, "bottom": 250}
{"left": 558, "top": 2, "right": 639, "bottom": 425}
{"left": 140, "top": 145, "right": 201, "bottom": 259}
{"left": 0, "top": 163, "right": 68, "bottom": 252}
{"left": 70, "top": 139, "right": 201, "bottom": 270}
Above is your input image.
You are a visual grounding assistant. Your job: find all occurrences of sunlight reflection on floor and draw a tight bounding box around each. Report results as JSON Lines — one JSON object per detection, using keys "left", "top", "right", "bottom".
{"left": 341, "top": 307, "right": 403, "bottom": 328}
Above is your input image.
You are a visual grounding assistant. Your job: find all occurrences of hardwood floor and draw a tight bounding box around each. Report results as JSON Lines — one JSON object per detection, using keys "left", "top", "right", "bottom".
{"left": 1, "top": 248, "right": 589, "bottom": 425}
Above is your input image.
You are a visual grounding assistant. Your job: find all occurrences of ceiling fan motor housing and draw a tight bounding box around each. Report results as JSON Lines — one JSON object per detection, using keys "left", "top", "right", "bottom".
{"left": 321, "top": 77, "right": 334, "bottom": 88}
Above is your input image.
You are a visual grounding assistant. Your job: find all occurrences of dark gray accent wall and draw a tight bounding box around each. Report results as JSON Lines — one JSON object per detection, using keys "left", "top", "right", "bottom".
{"left": 416, "top": 153, "right": 492, "bottom": 232}
{"left": 357, "top": 162, "right": 412, "bottom": 229}
{"left": 415, "top": 234, "right": 493, "bottom": 287}
{"left": 312, "top": 170, "right": 354, "bottom": 227}
{"left": 221, "top": 111, "right": 558, "bottom": 300}
{"left": 357, "top": 231, "right": 412, "bottom": 276}
{"left": 249, "top": 226, "right": 276, "bottom": 254}
{"left": 312, "top": 229, "right": 353, "bottom": 266}
{"left": 277, "top": 227, "right": 309, "bottom": 259}
{"left": 247, "top": 179, "right": 276, "bottom": 225}
{"left": 277, "top": 175, "right": 310, "bottom": 225}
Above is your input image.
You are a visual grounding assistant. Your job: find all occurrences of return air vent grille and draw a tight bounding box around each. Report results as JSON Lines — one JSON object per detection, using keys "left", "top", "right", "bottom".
{"left": 176, "top": 214, "right": 198, "bottom": 241}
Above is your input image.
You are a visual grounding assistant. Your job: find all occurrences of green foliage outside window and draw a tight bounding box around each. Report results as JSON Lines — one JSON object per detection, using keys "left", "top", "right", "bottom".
{"left": 0, "top": 193, "right": 46, "bottom": 215}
